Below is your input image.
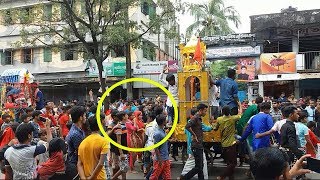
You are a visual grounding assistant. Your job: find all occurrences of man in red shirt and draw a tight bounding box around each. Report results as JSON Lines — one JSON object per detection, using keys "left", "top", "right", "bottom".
{"left": 59, "top": 105, "right": 72, "bottom": 139}
{"left": 41, "top": 102, "right": 57, "bottom": 126}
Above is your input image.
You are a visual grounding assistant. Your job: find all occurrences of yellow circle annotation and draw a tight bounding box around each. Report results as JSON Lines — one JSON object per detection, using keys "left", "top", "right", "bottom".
{"left": 96, "top": 77, "right": 178, "bottom": 152}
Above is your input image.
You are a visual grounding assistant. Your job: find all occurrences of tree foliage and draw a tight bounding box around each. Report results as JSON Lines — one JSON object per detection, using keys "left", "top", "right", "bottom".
{"left": 211, "top": 60, "right": 236, "bottom": 78}
{"left": 186, "top": 0, "right": 240, "bottom": 37}
{"left": 211, "top": 60, "right": 247, "bottom": 91}
{"left": 1, "top": 0, "right": 182, "bottom": 96}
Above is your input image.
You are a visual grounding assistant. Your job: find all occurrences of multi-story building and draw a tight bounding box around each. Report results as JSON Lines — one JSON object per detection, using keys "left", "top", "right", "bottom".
{"left": 251, "top": 8, "right": 320, "bottom": 99}
{"left": 0, "top": 0, "right": 179, "bottom": 102}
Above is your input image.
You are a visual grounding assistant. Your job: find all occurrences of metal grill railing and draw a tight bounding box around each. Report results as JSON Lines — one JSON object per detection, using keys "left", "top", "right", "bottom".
{"left": 299, "top": 51, "right": 320, "bottom": 70}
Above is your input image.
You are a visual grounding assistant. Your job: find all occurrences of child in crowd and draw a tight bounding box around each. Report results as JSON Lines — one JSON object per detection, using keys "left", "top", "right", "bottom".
{"left": 150, "top": 114, "right": 171, "bottom": 180}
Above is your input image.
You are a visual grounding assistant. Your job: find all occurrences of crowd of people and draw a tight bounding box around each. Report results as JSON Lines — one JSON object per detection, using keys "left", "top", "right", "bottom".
{"left": 0, "top": 67, "right": 319, "bottom": 180}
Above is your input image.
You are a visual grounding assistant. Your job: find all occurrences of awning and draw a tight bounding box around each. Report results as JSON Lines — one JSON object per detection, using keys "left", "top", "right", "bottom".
{"left": 252, "top": 73, "right": 301, "bottom": 82}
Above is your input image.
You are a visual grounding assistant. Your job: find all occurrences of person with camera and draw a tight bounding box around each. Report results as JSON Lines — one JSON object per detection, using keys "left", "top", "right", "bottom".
{"left": 29, "top": 110, "right": 46, "bottom": 145}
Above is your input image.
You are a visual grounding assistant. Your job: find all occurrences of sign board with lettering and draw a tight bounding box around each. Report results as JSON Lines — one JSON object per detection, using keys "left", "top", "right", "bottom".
{"left": 207, "top": 46, "right": 261, "bottom": 59}
{"left": 202, "top": 33, "right": 255, "bottom": 45}
{"left": 133, "top": 60, "right": 178, "bottom": 75}
{"left": 105, "top": 62, "right": 126, "bottom": 76}
{"left": 86, "top": 60, "right": 126, "bottom": 77}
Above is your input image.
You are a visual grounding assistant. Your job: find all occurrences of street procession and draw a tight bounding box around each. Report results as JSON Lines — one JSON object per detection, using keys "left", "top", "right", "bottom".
{"left": 0, "top": 0, "right": 320, "bottom": 179}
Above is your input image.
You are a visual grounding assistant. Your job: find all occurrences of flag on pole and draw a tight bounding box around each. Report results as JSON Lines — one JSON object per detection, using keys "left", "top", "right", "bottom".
{"left": 193, "top": 38, "right": 203, "bottom": 65}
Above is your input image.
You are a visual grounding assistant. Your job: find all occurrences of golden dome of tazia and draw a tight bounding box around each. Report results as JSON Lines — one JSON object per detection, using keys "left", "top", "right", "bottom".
{"left": 185, "top": 35, "right": 198, "bottom": 47}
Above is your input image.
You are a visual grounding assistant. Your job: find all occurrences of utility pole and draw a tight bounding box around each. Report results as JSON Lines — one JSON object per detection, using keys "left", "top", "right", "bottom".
{"left": 158, "top": 31, "right": 161, "bottom": 61}
{"left": 125, "top": 9, "right": 133, "bottom": 99}
{"left": 125, "top": 43, "right": 133, "bottom": 99}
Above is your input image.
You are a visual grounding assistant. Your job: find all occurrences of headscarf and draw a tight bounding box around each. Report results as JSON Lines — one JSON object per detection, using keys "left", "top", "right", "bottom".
{"left": 134, "top": 111, "right": 144, "bottom": 129}
{"left": 37, "top": 138, "right": 66, "bottom": 179}
{"left": 37, "top": 151, "right": 65, "bottom": 180}
{"left": 134, "top": 111, "right": 142, "bottom": 121}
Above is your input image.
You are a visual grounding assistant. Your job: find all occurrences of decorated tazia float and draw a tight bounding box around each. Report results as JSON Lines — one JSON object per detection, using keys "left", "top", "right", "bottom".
{"left": 168, "top": 36, "right": 222, "bottom": 166}
{"left": 0, "top": 69, "right": 37, "bottom": 117}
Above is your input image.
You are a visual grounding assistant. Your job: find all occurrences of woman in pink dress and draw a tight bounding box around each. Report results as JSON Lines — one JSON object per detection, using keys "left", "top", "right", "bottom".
{"left": 133, "top": 111, "right": 145, "bottom": 162}
{"left": 125, "top": 112, "right": 139, "bottom": 173}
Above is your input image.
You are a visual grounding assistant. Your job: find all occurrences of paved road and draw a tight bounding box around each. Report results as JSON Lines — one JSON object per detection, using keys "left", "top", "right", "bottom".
{"left": 127, "top": 158, "right": 320, "bottom": 180}
{"left": 1, "top": 157, "right": 319, "bottom": 179}
{"left": 127, "top": 159, "right": 250, "bottom": 179}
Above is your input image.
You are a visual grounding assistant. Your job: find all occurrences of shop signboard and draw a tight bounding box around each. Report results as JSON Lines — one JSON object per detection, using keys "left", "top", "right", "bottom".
{"left": 86, "top": 60, "right": 100, "bottom": 77}
{"left": 168, "top": 60, "right": 178, "bottom": 73}
{"left": 133, "top": 61, "right": 168, "bottom": 75}
{"left": 105, "top": 62, "right": 126, "bottom": 76}
{"left": 211, "top": 57, "right": 257, "bottom": 82}
{"left": 236, "top": 57, "right": 256, "bottom": 81}
{"left": 207, "top": 45, "right": 261, "bottom": 59}
{"left": 259, "top": 52, "right": 296, "bottom": 74}
{"left": 86, "top": 60, "right": 126, "bottom": 77}
{"left": 202, "top": 33, "right": 255, "bottom": 45}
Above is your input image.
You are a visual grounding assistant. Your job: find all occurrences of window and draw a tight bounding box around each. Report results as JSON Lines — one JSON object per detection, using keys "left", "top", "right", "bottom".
{"left": 141, "top": 0, "right": 156, "bottom": 17}
{"left": 149, "top": 5, "right": 156, "bottom": 18}
{"left": 141, "top": 2, "right": 149, "bottom": 15}
{"left": 80, "top": 0, "right": 86, "bottom": 15}
{"left": 61, "top": 0, "right": 74, "bottom": 18}
{"left": 4, "top": 10, "right": 13, "bottom": 25}
{"left": 142, "top": 41, "right": 155, "bottom": 61}
{"left": 22, "top": 49, "right": 32, "bottom": 63}
{"left": 112, "top": 46, "right": 125, "bottom": 57}
{"left": 43, "top": 47, "right": 52, "bottom": 62}
{"left": 0, "top": 51, "right": 13, "bottom": 65}
{"left": 61, "top": 45, "right": 78, "bottom": 61}
{"left": 83, "top": 45, "right": 95, "bottom": 60}
{"left": 20, "top": 7, "right": 31, "bottom": 24}
{"left": 44, "top": 4, "right": 52, "bottom": 21}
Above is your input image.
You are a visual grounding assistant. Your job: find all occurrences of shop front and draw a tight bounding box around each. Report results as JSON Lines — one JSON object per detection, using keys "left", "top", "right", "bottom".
{"left": 254, "top": 52, "right": 300, "bottom": 99}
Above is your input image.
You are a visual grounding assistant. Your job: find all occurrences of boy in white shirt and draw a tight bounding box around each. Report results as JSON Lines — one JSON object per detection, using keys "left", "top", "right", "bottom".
{"left": 159, "top": 66, "right": 178, "bottom": 125}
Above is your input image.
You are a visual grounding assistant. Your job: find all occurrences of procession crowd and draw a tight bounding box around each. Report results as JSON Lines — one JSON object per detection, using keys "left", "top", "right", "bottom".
{"left": 0, "top": 68, "right": 319, "bottom": 180}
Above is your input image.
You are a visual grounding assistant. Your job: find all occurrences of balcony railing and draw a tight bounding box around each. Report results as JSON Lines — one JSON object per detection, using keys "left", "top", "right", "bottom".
{"left": 299, "top": 51, "right": 320, "bottom": 71}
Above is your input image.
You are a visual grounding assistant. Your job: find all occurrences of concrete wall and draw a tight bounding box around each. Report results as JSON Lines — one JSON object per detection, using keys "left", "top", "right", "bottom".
{"left": 251, "top": 9, "right": 320, "bottom": 33}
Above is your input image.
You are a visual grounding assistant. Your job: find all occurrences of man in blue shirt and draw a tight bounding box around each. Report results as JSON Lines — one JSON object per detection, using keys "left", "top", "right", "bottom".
{"left": 214, "top": 69, "right": 240, "bottom": 115}
{"left": 277, "top": 92, "right": 288, "bottom": 103}
{"left": 150, "top": 114, "right": 171, "bottom": 180}
{"left": 35, "top": 86, "right": 45, "bottom": 110}
{"left": 239, "top": 102, "right": 274, "bottom": 151}
{"left": 66, "top": 106, "right": 86, "bottom": 165}
{"left": 305, "top": 99, "right": 316, "bottom": 122}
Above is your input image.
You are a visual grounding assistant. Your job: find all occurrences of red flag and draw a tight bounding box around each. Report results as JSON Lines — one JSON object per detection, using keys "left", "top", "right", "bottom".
{"left": 193, "top": 38, "right": 203, "bottom": 65}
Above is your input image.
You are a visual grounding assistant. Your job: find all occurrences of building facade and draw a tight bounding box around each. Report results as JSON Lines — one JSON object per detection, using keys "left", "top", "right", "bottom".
{"left": 251, "top": 8, "right": 320, "bottom": 99}
{"left": 0, "top": 0, "right": 179, "bottom": 103}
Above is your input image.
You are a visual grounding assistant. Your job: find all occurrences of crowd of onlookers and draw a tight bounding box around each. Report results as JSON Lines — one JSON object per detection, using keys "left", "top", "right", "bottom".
{"left": 0, "top": 86, "right": 319, "bottom": 180}
{"left": 0, "top": 96, "right": 178, "bottom": 180}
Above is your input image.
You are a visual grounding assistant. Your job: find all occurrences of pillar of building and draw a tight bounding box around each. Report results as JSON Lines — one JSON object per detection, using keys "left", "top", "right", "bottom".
{"left": 292, "top": 34, "right": 300, "bottom": 99}
{"left": 294, "top": 80, "right": 300, "bottom": 99}
{"left": 258, "top": 81, "right": 264, "bottom": 97}
{"left": 292, "top": 37, "right": 299, "bottom": 53}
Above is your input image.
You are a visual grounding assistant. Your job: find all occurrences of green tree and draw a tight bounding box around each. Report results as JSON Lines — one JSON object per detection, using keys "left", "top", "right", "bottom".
{"left": 186, "top": 0, "right": 240, "bottom": 37}
{"left": 211, "top": 60, "right": 236, "bottom": 78}
{"left": 211, "top": 60, "right": 247, "bottom": 91}
{"left": 2, "top": 0, "right": 181, "bottom": 103}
